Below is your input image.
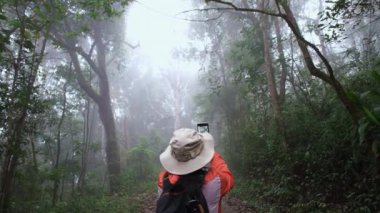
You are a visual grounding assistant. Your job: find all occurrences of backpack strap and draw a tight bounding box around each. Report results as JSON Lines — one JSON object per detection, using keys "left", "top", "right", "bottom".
{"left": 158, "top": 171, "right": 209, "bottom": 213}
{"left": 162, "top": 172, "right": 185, "bottom": 196}
{"left": 162, "top": 172, "right": 171, "bottom": 193}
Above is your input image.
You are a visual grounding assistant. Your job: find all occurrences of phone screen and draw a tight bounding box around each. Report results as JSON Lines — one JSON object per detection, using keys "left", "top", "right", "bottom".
{"left": 197, "top": 123, "right": 209, "bottom": 133}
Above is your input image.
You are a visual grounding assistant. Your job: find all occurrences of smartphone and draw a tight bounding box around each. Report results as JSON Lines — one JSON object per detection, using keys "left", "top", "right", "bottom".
{"left": 197, "top": 123, "right": 209, "bottom": 133}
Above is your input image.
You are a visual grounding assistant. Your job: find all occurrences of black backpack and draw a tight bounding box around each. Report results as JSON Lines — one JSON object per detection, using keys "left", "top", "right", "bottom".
{"left": 156, "top": 169, "right": 209, "bottom": 213}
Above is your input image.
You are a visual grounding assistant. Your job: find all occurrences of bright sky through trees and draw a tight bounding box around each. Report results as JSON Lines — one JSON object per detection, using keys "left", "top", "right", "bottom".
{"left": 126, "top": 0, "right": 197, "bottom": 71}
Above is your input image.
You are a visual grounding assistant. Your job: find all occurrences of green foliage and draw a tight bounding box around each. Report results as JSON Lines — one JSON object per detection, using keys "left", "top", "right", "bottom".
{"left": 121, "top": 171, "right": 157, "bottom": 196}
{"left": 319, "top": 0, "right": 380, "bottom": 42}
{"left": 124, "top": 137, "right": 156, "bottom": 180}
{"left": 195, "top": 10, "right": 380, "bottom": 211}
{"left": 357, "top": 69, "right": 380, "bottom": 126}
{"left": 79, "top": 0, "right": 130, "bottom": 18}
{"left": 228, "top": 99, "right": 380, "bottom": 211}
{"left": 0, "top": 0, "right": 142, "bottom": 212}
{"left": 228, "top": 26, "right": 265, "bottom": 87}
{"left": 38, "top": 194, "right": 144, "bottom": 213}
{"left": 347, "top": 59, "right": 380, "bottom": 157}
{"left": 119, "top": 134, "right": 163, "bottom": 197}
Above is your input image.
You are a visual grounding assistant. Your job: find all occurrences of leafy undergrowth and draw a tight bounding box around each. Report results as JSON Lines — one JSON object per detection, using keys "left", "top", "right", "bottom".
{"left": 41, "top": 189, "right": 155, "bottom": 213}
{"left": 39, "top": 171, "right": 159, "bottom": 213}
{"left": 229, "top": 180, "right": 260, "bottom": 211}
{"left": 52, "top": 194, "right": 145, "bottom": 213}
{"left": 223, "top": 195, "right": 255, "bottom": 213}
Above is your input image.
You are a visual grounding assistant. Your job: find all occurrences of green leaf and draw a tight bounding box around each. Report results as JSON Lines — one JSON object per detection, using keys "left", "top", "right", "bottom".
{"left": 9, "top": 19, "right": 21, "bottom": 28}
{"left": 368, "top": 91, "right": 380, "bottom": 99}
{"left": 372, "top": 140, "right": 379, "bottom": 158}
{"left": 24, "top": 40, "right": 35, "bottom": 50}
{"left": 64, "top": 32, "right": 80, "bottom": 37}
{"left": 363, "top": 106, "right": 380, "bottom": 126}
{"left": 358, "top": 119, "right": 369, "bottom": 144}
{"left": 347, "top": 91, "right": 361, "bottom": 104}
{"left": 80, "top": 25, "right": 91, "bottom": 33}
{"left": 360, "top": 91, "right": 371, "bottom": 99}
{"left": 370, "top": 71, "right": 380, "bottom": 82}
{"left": 0, "top": 14, "right": 7, "bottom": 20}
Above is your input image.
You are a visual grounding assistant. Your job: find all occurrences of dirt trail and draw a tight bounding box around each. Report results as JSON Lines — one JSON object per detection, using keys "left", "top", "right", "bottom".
{"left": 223, "top": 196, "right": 255, "bottom": 213}
{"left": 143, "top": 193, "right": 255, "bottom": 213}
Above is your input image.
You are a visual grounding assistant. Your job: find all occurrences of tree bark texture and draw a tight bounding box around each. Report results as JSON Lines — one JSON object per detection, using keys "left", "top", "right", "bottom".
{"left": 278, "top": 1, "right": 361, "bottom": 123}
{"left": 274, "top": 17, "right": 287, "bottom": 105}
{"left": 52, "top": 71, "right": 69, "bottom": 206}
{"left": 94, "top": 24, "right": 121, "bottom": 193}
{"left": 174, "top": 75, "right": 182, "bottom": 130}
{"left": 207, "top": 0, "right": 362, "bottom": 123}
{"left": 78, "top": 98, "right": 93, "bottom": 193}
{"left": 0, "top": 34, "right": 47, "bottom": 212}
{"left": 259, "top": 10, "right": 288, "bottom": 150}
{"left": 65, "top": 21, "right": 121, "bottom": 194}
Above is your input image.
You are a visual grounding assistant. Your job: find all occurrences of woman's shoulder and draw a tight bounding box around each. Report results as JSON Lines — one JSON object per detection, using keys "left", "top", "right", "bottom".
{"left": 157, "top": 170, "right": 180, "bottom": 188}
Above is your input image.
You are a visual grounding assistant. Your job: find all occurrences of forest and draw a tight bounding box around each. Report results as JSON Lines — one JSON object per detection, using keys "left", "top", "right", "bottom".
{"left": 0, "top": 0, "right": 379, "bottom": 212}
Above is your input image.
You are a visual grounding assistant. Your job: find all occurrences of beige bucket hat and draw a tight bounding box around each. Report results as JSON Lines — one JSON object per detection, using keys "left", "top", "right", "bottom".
{"left": 159, "top": 128, "right": 215, "bottom": 175}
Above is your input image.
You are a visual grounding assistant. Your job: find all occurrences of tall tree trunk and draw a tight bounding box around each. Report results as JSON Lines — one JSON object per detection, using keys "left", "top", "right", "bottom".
{"left": 0, "top": 36, "right": 47, "bottom": 212}
{"left": 59, "top": 153, "right": 69, "bottom": 202}
{"left": 260, "top": 11, "right": 288, "bottom": 150}
{"left": 123, "top": 115, "right": 129, "bottom": 149}
{"left": 174, "top": 75, "right": 182, "bottom": 130}
{"left": 52, "top": 70, "right": 69, "bottom": 206}
{"left": 97, "top": 98, "right": 120, "bottom": 193}
{"left": 278, "top": 1, "right": 361, "bottom": 122}
{"left": 215, "top": 35, "right": 228, "bottom": 86}
{"left": 207, "top": 0, "right": 362, "bottom": 123}
{"left": 1, "top": 149, "right": 19, "bottom": 212}
{"left": 69, "top": 51, "right": 121, "bottom": 194}
{"left": 240, "top": 0, "right": 287, "bottom": 148}
{"left": 62, "top": 20, "right": 121, "bottom": 194}
{"left": 1, "top": 87, "right": 35, "bottom": 212}
{"left": 165, "top": 71, "right": 185, "bottom": 131}
{"left": 78, "top": 98, "right": 92, "bottom": 193}
{"left": 274, "top": 17, "right": 287, "bottom": 105}
{"left": 94, "top": 24, "right": 121, "bottom": 193}
{"left": 27, "top": 128, "right": 39, "bottom": 205}
{"left": 60, "top": 176, "right": 65, "bottom": 201}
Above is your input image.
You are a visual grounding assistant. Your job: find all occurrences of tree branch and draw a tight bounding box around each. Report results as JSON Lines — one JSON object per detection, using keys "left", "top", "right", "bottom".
{"left": 68, "top": 50, "right": 101, "bottom": 104}
{"left": 208, "top": 0, "right": 333, "bottom": 83}
{"left": 278, "top": 3, "right": 336, "bottom": 82}
{"left": 89, "top": 41, "right": 96, "bottom": 58}
{"left": 177, "top": 8, "right": 231, "bottom": 14}
{"left": 50, "top": 28, "right": 102, "bottom": 77}
{"left": 180, "top": 9, "right": 241, "bottom": 22}
{"left": 74, "top": 45, "right": 101, "bottom": 75}
{"left": 206, "top": 0, "right": 283, "bottom": 17}
{"left": 124, "top": 41, "right": 140, "bottom": 49}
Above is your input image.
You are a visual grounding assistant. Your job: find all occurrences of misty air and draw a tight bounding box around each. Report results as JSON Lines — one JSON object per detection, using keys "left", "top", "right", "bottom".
{"left": 0, "top": 0, "right": 379, "bottom": 212}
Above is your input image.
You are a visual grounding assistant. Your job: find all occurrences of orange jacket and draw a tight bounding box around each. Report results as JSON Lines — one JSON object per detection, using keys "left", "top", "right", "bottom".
{"left": 158, "top": 152, "right": 234, "bottom": 213}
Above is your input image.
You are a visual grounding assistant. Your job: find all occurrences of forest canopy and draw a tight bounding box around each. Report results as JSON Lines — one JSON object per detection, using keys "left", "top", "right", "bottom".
{"left": 0, "top": 0, "right": 379, "bottom": 212}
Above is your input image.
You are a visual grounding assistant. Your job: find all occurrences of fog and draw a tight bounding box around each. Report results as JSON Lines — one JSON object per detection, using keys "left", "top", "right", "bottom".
{"left": 126, "top": 0, "right": 194, "bottom": 68}
{"left": 106, "top": 0, "right": 380, "bottom": 151}
{"left": 114, "top": 0, "right": 204, "bottom": 142}
{"left": 1, "top": 0, "right": 379, "bottom": 211}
